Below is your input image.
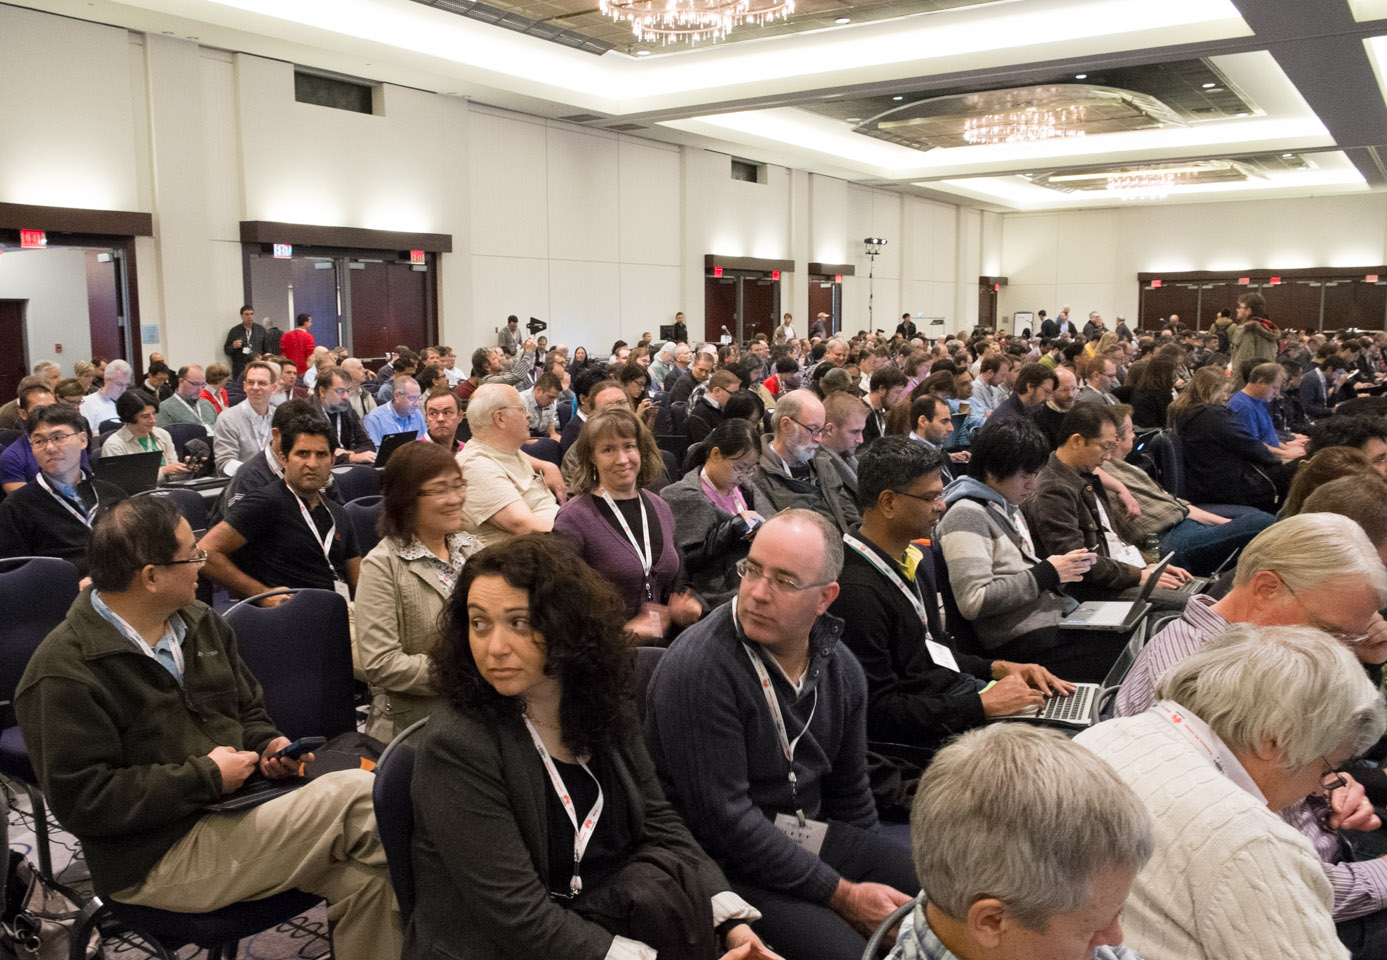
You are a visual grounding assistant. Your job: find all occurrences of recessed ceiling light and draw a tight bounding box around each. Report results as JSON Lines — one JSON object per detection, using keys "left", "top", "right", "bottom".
{"left": 892, "top": 96, "right": 904, "bottom": 101}
{"left": 1235, "top": 112, "right": 1248, "bottom": 117}
{"left": 635, "top": 49, "right": 651, "bottom": 56}
{"left": 845, "top": 117, "right": 861, "bottom": 123}
{"left": 835, "top": 16, "right": 851, "bottom": 23}
{"left": 1075, "top": 74, "right": 1087, "bottom": 80}
{"left": 1202, "top": 82, "right": 1216, "bottom": 88}
{"left": 1282, "top": 152, "right": 1293, "bottom": 158}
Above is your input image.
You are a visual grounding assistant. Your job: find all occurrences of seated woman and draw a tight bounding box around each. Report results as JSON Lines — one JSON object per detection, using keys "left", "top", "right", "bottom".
{"left": 1130, "top": 353, "right": 1178, "bottom": 429}
{"left": 1169, "top": 367, "right": 1286, "bottom": 513}
{"left": 101, "top": 390, "right": 190, "bottom": 482}
{"left": 1280, "top": 445, "right": 1377, "bottom": 517}
{"left": 355, "top": 441, "right": 478, "bottom": 741}
{"left": 937, "top": 417, "right": 1108, "bottom": 680}
{"left": 201, "top": 362, "right": 232, "bottom": 415}
{"left": 1077, "top": 625, "right": 1383, "bottom": 960}
{"left": 405, "top": 534, "right": 778, "bottom": 960}
{"left": 554, "top": 406, "right": 701, "bottom": 642}
{"left": 661, "top": 419, "right": 766, "bottom": 608}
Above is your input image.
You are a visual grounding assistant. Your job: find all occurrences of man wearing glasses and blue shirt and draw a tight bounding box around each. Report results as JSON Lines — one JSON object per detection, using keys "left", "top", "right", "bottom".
{"left": 0, "top": 404, "right": 126, "bottom": 577}
{"left": 745, "top": 390, "right": 860, "bottom": 535}
{"left": 363, "top": 373, "right": 426, "bottom": 447}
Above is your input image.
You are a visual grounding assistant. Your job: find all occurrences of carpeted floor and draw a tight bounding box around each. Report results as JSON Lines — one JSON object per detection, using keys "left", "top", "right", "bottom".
{"left": 6, "top": 785, "right": 333, "bottom": 959}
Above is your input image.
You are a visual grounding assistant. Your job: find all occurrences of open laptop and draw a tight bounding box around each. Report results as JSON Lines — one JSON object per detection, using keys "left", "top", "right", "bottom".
{"left": 1174, "top": 546, "right": 1240, "bottom": 597}
{"left": 93, "top": 450, "right": 162, "bottom": 495}
{"left": 1060, "top": 552, "right": 1173, "bottom": 632}
{"left": 374, "top": 430, "right": 418, "bottom": 468}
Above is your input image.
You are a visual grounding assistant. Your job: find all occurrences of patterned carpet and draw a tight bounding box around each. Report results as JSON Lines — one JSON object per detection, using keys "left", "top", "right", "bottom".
{"left": 6, "top": 785, "right": 333, "bottom": 959}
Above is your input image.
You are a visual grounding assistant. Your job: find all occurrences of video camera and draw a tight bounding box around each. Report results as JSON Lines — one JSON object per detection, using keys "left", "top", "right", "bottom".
{"left": 526, "top": 316, "right": 547, "bottom": 335}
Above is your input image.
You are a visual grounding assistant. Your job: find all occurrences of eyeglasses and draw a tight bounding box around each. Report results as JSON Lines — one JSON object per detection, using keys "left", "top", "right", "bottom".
{"left": 735, "top": 557, "right": 832, "bottom": 594}
{"left": 787, "top": 417, "right": 825, "bottom": 439}
{"left": 418, "top": 481, "right": 467, "bottom": 498}
{"left": 1087, "top": 439, "right": 1119, "bottom": 453}
{"left": 1279, "top": 577, "right": 1373, "bottom": 645}
{"left": 154, "top": 550, "right": 208, "bottom": 568}
{"left": 29, "top": 432, "right": 79, "bottom": 450}
{"left": 1319, "top": 756, "right": 1349, "bottom": 794}
{"left": 893, "top": 489, "right": 945, "bottom": 505}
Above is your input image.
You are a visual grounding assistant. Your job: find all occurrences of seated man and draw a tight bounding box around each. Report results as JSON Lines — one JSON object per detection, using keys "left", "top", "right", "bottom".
{"left": 79, "top": 359, "right": 133, "bottom": 432}
{"left": 686, "top": 369, "right": 742, "bottom": 444}
{"left": 422, "top": 387, "right": 464, "bottom": 451}
{"left": 888, "top": 725, "right": 1152, "bottom": 960}
{"left": 0, "top": 404, "right": 126, "bottom": 577}
{"left": 213, "top": 360, "right": 276, "bottom": 476}
{"left": 210, "top": 400, "right": 344, "bottom": 527}
{"left": 559, "top": 370, "right": 618, "bottom": 455}
{"left": 1306, "top": 414, "right": 1387, "bottom": 478}
{"left": 831, "top": 437, "right": 1068, "bottom": 765}
{"left": 1228, "top": 362, "right": 1306, "bottom": 461}
{"left": 818, "top": 392, "right": 867, "bottom": 496}
{"left": 200, "top": 416, "right": 360, "bottom": 605}
{"left": 646, "top": 509, "right": 918, "bottom": 960}
{"left": 362, "top": 373, "right": 425, "bottom": 447}
{"left": 308, "top": 365, "right": 376, "bottom": 464}
{"left": 1030, "top": 365, "right": 1077, "bottom": 450}
{"left": 456, "top": 383, "right": 560, "bottom": 548}
{"left": 745, "top": 389, "right": 861, "bottom": 535}
{"left": 862, "top": 366, "right": 908, "bottom": 445}
{"left": 16, "top": 496, "right": 397, "bottom": 959}
{"left": 1102, "top": 404, "right": 1275, "bottom": 575}
{"left": 1076, "top": 354, "right": 1119, "bottom": 405}
{"left": 156, "top": 365, "right": 218, "bottom": 431}
{"left": 987, "top": 361, "right": 1053, "bottom": 423}
{"left": 907, "top": 394, "right": 958, "bottom": 485}
{"left": 518, "top": 371, "right": 563, "bottom": 442}
{"left": 1, "top": 382, "right": 92, "bottom": 494}
{"left": 1024, "top": 404, "right": 1190, "bottom": 605}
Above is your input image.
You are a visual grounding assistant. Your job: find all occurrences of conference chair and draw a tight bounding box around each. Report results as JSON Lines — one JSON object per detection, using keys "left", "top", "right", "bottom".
{"left": 163, "top": 422, "right": 210, "bottom": 460}
{"left": 97, "top": 418, "right": 122, "bottom": 434}
{"left": 224, "top": 589, "right": 356, "bottom": 741}
{"left": 343, "top": 495, "right": 383, "bottom": 556}
{"left": 928, "top": 540, "right": 982, "bottom": 657}
{"left": 135, "top": 487, "right": 209, "bottom": 535}
{"left": 330, "top": 464, "right": 381, "bottom": 503}
{"left": 0, "top": 556, "right": 81, "bottom": 882}
{"left": 372, "top": 717, "right": 429, "bottom": 924}
{"left": 861, "top": 894, "right": 920, "bottom": 960}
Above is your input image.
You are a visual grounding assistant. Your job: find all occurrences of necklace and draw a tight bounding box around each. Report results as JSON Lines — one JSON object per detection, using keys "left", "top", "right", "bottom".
{"left": 526, "top": 712, "right": 561, "bottom": 731}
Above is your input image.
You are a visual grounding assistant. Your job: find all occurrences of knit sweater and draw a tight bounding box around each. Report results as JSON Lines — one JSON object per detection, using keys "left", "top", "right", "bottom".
{"left": 936, "top": 476, "right": 1067, "bottom": 651}
{"left": 1076, "top": 711, "right": 1347, "bottom": 960}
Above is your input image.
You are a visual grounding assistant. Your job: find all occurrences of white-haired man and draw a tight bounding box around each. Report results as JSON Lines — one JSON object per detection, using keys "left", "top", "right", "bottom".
{"left": 79, "top": 358, "right": 133, "bottom": 432}
{"left": 456, "top": 383, "right": 559, "bottom": 548}
{"left": 745, "top": 389, "right": 860, "bottom": 535}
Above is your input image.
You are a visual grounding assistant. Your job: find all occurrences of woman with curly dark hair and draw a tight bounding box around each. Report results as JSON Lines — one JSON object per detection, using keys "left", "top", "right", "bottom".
{"left": 405, "top": 534, "right": 779, "bottom": 960}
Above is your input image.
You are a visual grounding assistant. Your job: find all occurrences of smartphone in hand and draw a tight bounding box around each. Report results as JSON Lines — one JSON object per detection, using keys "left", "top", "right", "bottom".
{"left": 273, "top": 736, "right": 326, "bottom": 760}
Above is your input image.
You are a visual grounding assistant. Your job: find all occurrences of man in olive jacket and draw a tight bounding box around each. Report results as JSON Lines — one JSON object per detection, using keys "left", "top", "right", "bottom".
{"left": 15, "top": 496, "right": 398, "bottom": 960}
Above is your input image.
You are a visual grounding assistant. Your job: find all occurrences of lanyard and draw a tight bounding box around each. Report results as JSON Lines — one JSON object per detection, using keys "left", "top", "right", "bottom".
{"left": 37, "top": 474, "right": 97, "bottom": 527}
{"left": 522, "top": 718, "right": 603, "bottom": 898}
{"left": 599, "top": 490, "right": 653, "bottom": 599}
{"left": 842, "top": 534, "right": 930, "bottom": 626}
{"left": 699, "top": 469, "right": 746, "bottom": 516}
{"left": 287, "top": 483, "right": 339, "bottom": 576}
{"left": 1152, "top": 701, "right": 1265, "bottom": 802}
{"left": 741, "top": 640, "right": 818, "bottom": 826}
{"left": 177, "top": 393, "right": 211, "bottom": 426}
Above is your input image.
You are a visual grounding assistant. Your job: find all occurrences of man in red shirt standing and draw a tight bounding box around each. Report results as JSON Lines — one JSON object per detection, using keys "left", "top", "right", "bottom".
{"left": 278, "top": 313, "right": 316, "bottom": 374}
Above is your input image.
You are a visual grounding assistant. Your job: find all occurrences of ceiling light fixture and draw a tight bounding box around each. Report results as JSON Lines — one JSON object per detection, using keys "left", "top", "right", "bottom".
{"left": 1075, "top": 73, "right": 1087, "bottom": 79}
{"left": 1106, "top": 169, "right": 1179, "bottom": 201}
{"left": 962, "top": 105, "right": 1088, "bottom": 146}
{"left": 835, "top": 16, "right": 850, "bottom": 23}
{"left": 599, "top": 0, "right": 794, "bottom": 45}
{"left": 1202, "top": 82, "right": 1216, "bottom": 88}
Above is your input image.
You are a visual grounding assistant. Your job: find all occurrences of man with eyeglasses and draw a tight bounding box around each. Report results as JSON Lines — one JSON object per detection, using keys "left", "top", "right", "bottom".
{"left": 309, "top": 366, "right": 376, "bottom": 465}
{"left": 830, "top": 437, "right": 1071, "bottom": 766}
{"left": 1, "top": 385, "right": 93, "bottom": 494}
{"left": 746, "top": 389, "right": 860, "bottom": 535}
{"left": 363, "top": 373, "right": 426, "bottom": 448}
{"left": 16, "top": 496, "right": 399, "bottom": 960}
{"left": 79, "top": 358, "right": 133, "bottom": 432}
{"left": 646, "top": 509, "right": 919, "bottom": 960}
{"left": 156, "top": 365, "right": 218, "bottom": 431}
{"left": 0, "top": 404, "right": 126, "bottom": 577}
{"left": 456, "top": 384, "right": 560, "bottom": 548}
{"left": 214, "top": 360, "right": 276, "bottom": 477}
{"left": 1076, "top": 356, "right": 1119, "bottom": 406}
{"left": 1026, "top": 404, "right": 1190, "bottom": 611}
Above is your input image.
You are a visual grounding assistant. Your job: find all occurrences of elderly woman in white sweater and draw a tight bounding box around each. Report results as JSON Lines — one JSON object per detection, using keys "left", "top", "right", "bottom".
{"left": 1077, "top": 624, "right": 1385, "bottom": 960}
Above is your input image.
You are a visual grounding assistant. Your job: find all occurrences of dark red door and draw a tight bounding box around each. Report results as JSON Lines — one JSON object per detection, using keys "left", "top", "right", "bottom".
{"left": 808, "top": 281, "right": 837, "bottom": 336}
{"left": 0, "top": 300, "right": 27, "bottom": 401}
{"left": 743, "top": 279, "right": 776, "bottom": 342}
{"left": 349, "top": 261, "right": 430, "bottom": 360}
{"left": 704, "top": 277, "right": 737, "bottom": 342}
{"left": 85, "top": 251, "right": 123, "bottom": 363}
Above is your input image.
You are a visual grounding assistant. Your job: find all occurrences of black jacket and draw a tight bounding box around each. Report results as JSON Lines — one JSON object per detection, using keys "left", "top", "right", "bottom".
{"left": 684, "top": 397, "right": 724, "bottom": 444}
{"left": 310, "top": 400, "right": 375, "bottom": 461}
{"left": 0, "top": 475, "right": 127, "bottom": 576}
{"left": 1173, "top": 404, "right": 1281, "bottom": 510}
{"left": 1025, "top": 453, "right": 1141, "bottom": 601}
{"left": 1131, "top": 388, "right": 1172, "bottom": 430}
{"left": 223, "top": 322, "right": 269, "bottom": 378}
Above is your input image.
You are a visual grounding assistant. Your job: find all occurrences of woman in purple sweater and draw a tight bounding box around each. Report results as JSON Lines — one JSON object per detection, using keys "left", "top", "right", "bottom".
{"left": 554, "top": 406, "right": 702, "bottom": 643}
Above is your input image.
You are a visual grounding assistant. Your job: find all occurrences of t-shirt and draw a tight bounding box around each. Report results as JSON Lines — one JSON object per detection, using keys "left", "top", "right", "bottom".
{"left": 1227, "top": 390, "right": 1279, "bottom": 448}
{"left": 456, "top": 438, "right": 559, "bottom": 548}
{"left": 223, "top": 480, "right": 359, "bottom": 592}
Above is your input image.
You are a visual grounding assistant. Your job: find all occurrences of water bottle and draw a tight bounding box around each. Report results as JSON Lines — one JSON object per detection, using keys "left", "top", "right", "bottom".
{"left": 1140, "top": 534, "right": 1162, "bottom": 564}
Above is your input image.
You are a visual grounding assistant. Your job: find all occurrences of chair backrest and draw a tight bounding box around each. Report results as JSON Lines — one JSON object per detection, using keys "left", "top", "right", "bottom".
{"left": 344, "top": 496, "right": 383, "bottom": 555}
{"left": 373, "top": 717, "right": 427, "bottom": 923}
{"left": 1149, "top": 431, "right": 1186, "bottom": 498}
{"left": 98, "top": 418, "right": 122, "bottom": 434}
{"left": 0, "top": 558, "right": 81, "bottom": 723}
{"left": 163, "top": 422, "right": 210, "bottom": 459}
{"left": 331, "top": 464, "right": 382, "bottom": 503}
{"left": 224, "top": 588, "right": 356, "bottom": 740}
{"left": 137, "top": 487, "right": 210, "bottom": 534}
{"left": 632, "top": 646, "right": 664, "bottom": 723}
{"left": 929, "top": 539, "right": 982, "bottom": 656}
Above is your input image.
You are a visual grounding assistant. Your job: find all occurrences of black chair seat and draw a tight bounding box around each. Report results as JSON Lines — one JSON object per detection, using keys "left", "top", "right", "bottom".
{"left": 104, "top": 888, "right": 321, "bottom": 950}
{"left": 0, "top": 725, "right": 35, "bottom": 782}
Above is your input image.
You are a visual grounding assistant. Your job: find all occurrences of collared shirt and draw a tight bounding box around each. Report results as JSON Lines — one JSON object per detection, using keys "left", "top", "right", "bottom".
{"left": 1228, "top": 390, "right": 1280, "bottom": 448}
{"left": 363, "top": 403, "right": 427, "bottom": 448}
{"left": 79, "top": 392, "right": 119, "bottom": 433}
{"left": 889, "top": 902, "right": 1138, "bottom": 960}
{"left": 1116, "top": 594, "right": 1227, "bottom": 718}
{"left": 519, "top": 386, "right": 557, "bottom": 435}
{"left": 396, "top": 533, "right": 474, "bottom": 595}
{"left": 91, "top": 590, "right": 187, "bottom": 683}
{"left": 970, "top": 378, "right": 1007, "bottom": 414}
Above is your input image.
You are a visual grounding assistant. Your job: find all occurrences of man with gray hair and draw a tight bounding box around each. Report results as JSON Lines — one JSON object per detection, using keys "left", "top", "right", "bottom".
{"left": 649, "top": 341, "right": 677, "bottom": 390}
{"left": 888, "top": 724, "right": 1153, "bottom": 960}
{"left": 1079, "top": 625, "right": 1384, "bottom": 960}
{"left": 79, "top": 358, "right": 133, "bottom": 432}
{"left": 746, "top": 389, "right": 860, "bottom": 534}
{"left": 455, "top": 383, "right": 559, "bottom": 548}
{"left": 32, "top": 360, "right": 61, "bottom": 391}
{"left": 647, "top": 509, "right": 917, "bottom": 960}
{"left": 338, "top": 357, "right": 377, "bottom": 420}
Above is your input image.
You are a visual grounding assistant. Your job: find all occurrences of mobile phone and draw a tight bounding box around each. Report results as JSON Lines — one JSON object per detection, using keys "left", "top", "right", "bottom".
{"left": 273, "top": 736, "right": 326, "bottom": 760}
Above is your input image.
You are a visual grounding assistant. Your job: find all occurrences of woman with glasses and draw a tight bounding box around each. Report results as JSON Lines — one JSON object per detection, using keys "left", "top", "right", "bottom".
{"left": 662, "top": 419, "right": 766, "bottom": 608}
{"left": 54, "top": 378, "right": 87, "bottom": 409}
{"left": 1077, "top": 624, "right": 1383, "bottom": 960}
{"left": 101, "top": 391, "right": 192, "bottom": 481}
{"left": 554, "top": 406, "right": 701, "bottom": 642}
{"left": 405, "top": 533, "right": 777, "bottom": 960}
{"left": 355, "top": 441, "right": 479, "bottom": 740}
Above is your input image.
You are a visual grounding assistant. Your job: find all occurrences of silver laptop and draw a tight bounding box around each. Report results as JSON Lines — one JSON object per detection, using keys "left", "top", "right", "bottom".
{"left": 1175, "top": 547, "right": 1239, "bottom": 597}
{"left": 993, "top": 682, "right": 1100, "bottom": 729}
{"left": 1061, "top": 552, "right": 1173, "bottom": 632}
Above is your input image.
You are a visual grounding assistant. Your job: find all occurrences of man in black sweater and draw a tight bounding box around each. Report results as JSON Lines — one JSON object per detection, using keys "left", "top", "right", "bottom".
{"left": 0, "top": 404, "right": 126, "bottom": 577}
{"left": 830, "top": 437, "right": 1068, "bottom": 765}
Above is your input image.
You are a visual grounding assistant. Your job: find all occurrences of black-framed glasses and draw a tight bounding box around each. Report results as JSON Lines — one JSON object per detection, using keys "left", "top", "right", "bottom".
{"left": 735, "top": 558, "right": 832, "bottom": 594}
{"left": 28, "top": 432, "right": 80, "bottom": 450}
{"left": 1320, "top": 756, "right": 1349, "bottom": 794}
{"left": 787, "top": 417, "right": 825, "bottom": 439}
{"left": 154, "top": 550, "right": 208, "bottom": 568}
{"left": 893, "top": 489, "right": 945, "bottom": 505}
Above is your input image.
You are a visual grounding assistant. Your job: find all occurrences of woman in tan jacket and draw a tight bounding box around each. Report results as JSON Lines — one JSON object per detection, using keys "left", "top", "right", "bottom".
{"left": 356, "top": 441, "right": 479, "bottom": 740}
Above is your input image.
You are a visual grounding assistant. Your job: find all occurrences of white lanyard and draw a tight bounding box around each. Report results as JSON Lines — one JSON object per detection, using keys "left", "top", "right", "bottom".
{"left": 843, "top": 534, "right": 929, "bottom": 626}
{"left": 178, "top": 393, "right": 211, "bottom": 426}
{"left": 741, "top": 639, "right": 818, "bottom": 825}
{"left": 287, "top": 483, "right": 339, "bottom": 575}
{"left": 522, "top": 718, "right": 603, "bottom": 898}
{"left": 37, "top": 473, "right": 97, "bottom": 527}
{"left": 599, "top": 490, "right": 653, "bottom": 598}
{"left": 1153, "top": 701, "right": 1265, "bottom": 802}
{"left": 97, "top": 594, "right": 187, "bottom": 680}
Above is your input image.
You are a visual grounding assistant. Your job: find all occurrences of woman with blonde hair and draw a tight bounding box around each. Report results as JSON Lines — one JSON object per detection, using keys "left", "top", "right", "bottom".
{"left": 1281, "top": 445, "right": 1378, "bottom": 517}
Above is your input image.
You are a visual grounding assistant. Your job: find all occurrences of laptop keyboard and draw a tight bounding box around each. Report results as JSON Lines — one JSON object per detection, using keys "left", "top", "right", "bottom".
{"left": 1038, "top": 687, "right": 1095, "bottom": 723}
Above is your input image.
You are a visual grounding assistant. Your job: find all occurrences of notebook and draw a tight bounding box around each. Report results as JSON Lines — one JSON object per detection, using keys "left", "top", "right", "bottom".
{"left": 1061, "top": 553, "right": 1172, "bottom": 632}
{"left": 93, "top": 450, "right": 162, "bottom": 495}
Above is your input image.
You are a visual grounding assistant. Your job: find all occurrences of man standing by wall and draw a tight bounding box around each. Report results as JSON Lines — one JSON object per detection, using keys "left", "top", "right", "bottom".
{"left": 223, "top": 306, "right": 269, "bottom": 381}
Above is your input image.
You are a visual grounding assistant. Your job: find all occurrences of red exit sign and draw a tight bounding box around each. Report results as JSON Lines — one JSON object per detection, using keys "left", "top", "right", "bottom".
{"left": 409, "top": 249, "right": 425, "bottom": 265}
{"left": 20, "top": 229, "right": 45, "bottom": 249}
{"left": 272, "top": 243, "right": 292, "bottom": 259}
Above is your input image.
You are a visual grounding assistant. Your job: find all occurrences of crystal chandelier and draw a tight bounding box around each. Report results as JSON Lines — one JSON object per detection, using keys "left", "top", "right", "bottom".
{"left": 961, "top": 105, "right": 1087, "bottom": 145}
{"left": 1106, "top": 170, "right": 1178, "bottom": 201}
{"left": 601, "top": 0, "right": 794, "bottom": 44}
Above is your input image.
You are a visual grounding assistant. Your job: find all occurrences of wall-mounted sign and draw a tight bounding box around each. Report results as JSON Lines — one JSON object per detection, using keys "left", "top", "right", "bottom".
{"left": 1368, "top": 274, "right": 1379, "bottom": 283}
{"left": 1150, "top": 279, "right": 1162, "bottom": 288}
{"left": 1238, "top": 277, "right": 1250, "bottom": 285}
{"left": 409, "top": 249, "right": 425, "bottom": 265}
{"left": 273, "top": 243, "right": 292, "bottom": 259}
{"left": 19, "top": 229, "right": 45, "bottom": 249}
